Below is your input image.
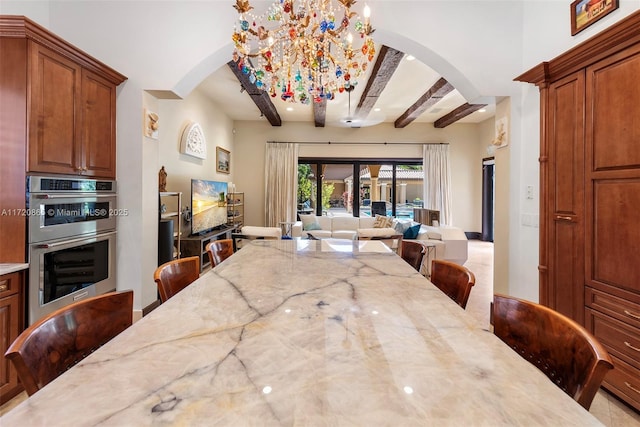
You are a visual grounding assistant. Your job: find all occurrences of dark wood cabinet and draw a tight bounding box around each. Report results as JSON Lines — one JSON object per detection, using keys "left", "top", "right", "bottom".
{"left": 0, "top": 271, "right": 24, "bottom": 405}
{"left": 1, "top": 15, "right": 126, "bottom": 179}
{"left": 516, "top": 10, "right": 640, "bottom": 411}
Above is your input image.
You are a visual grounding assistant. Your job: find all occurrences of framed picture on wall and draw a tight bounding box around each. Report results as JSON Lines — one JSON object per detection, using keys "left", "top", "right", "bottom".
{"left": 216, "top": 146, "right": 230, "bottom": 174}
{"left": 570, "top": 0, "right": 618, "bottom": 36}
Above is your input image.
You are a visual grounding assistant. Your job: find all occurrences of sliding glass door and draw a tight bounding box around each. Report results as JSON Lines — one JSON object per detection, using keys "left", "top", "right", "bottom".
{"left": 298, "top": 159, "right": 423, "bottom": 218}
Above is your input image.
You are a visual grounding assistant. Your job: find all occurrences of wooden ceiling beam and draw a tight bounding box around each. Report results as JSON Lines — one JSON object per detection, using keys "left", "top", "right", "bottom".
{"left": 394, "top": 78, "right": 454, "bottom": 128}
{"left": 226, "top": 60, "right": 282, "bottom": 126}
{"left": 313, "top": 99, "right": 327, "bottom": 127}
{"left": 355, "top": 45, "right": 404, "bottom": 119}
{"left": 433, "top": 102, "right": 487, "bottom": 128}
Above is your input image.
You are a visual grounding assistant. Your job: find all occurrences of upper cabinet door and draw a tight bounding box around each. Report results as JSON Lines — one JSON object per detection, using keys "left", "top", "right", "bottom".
{"left": 80, "top": 69, "right": 116, "bottom": 178}
{"left": 28, "top": 42, "right": 82, "bottom": 175}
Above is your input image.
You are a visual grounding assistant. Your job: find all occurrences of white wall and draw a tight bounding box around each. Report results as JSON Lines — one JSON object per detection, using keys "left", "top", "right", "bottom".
{"left": 232, "top": 121, "right": 484, "bottom": 232}
{"left": 492, "top": 98, "right": 512, "bottom": 297}
{"left": 157, "top": 91, "right": 235, "bottom": 197}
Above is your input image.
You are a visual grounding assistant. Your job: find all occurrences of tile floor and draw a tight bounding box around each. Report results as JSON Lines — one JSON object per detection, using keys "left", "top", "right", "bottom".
{"left": 2, "top": 240, "right": 639, "bottom": 425}
{"left": 464, "top": 239, "right": 640, "bottom": 427}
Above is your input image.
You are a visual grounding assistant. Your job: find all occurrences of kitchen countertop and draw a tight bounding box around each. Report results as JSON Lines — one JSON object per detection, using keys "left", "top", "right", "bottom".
{"left": 1, "top": 240, "right": 602, "bottom": 426}
{"left": 0, "top": 263, "right": 29, "bottom": 276}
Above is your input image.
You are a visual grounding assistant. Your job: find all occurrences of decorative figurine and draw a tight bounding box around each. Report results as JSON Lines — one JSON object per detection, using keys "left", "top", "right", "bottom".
{"left": 159, "top": 166, "right": 167, "bottom": 192}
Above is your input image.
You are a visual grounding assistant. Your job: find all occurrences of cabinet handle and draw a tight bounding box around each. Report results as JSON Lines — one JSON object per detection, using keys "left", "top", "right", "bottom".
{"left": 555, "top": 215, "right": 573, "bottom": 221}
{"left": 624, "top": 310, "right": 640, "bottom": 320}
{"left": 624, "top": 341, "right": 640, "bottom": 353}
{"left": 625, "top": 382, "right": 640, "bottom": 395}
{"left": 0, "top": 284, "right": 7, "bottom": 292}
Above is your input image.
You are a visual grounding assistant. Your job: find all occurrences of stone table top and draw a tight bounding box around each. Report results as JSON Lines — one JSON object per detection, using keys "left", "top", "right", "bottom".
{"left": 1, "top": 239, "right": 601, "bottom": 426}
{"left": 0, "top": 263, "right": 29, "bottom": 276}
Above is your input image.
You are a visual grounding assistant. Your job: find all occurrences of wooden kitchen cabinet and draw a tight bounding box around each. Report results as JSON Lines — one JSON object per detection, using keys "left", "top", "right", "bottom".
{"left": 1, "top": 15, "right": 126, "bottom": 179}
{"left": 516, "top": 10, "right": 640, "bottom": 411}
{"left": 0, "top": 271, "right": 24, "bottom": 405}
{"left": 542, "top": 70, "right": 586, "bottom": 323}
{"left": 80, "top": 69, "right": 118, "bottom": 178}
{"left": 28, "top": 42, "right": 80, "bottom": 176}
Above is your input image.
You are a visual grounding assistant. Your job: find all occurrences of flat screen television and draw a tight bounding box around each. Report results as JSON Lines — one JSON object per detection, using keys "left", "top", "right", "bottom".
{"left": 190, "top": 179, "right": 228, "bottom": 235}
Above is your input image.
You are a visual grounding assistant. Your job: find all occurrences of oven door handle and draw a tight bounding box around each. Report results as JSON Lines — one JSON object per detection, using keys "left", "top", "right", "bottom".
{"left": 34, "top": 231, "right": 117, "bottom": 248}
{"left": 34, "top": 194, "right": 115, "bottom": 199}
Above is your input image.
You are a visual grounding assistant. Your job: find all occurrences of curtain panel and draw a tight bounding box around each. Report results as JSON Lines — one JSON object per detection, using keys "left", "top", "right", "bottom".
{"left": 423, "top": 144, "right": 452, "bottom": 225}
{"left": 265, "top": 142, "right": 299, "bottom": 227}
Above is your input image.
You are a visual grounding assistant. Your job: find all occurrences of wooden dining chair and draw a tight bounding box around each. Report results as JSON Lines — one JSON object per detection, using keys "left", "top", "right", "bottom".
{"left": 400, "top": 240, "right": 426, "bottom": 272}
{"left": 205, "top": 239, "right": 234, "bottom": 268}
{"left": 5, "top": 290, "right": 133, "bottom": 396}
{"left": 429, "top": 259, "right": 476, "bottom": 309}
{"left": 492, "top": 293, "right": 614, "bottom": 410}
{"left": 153, "top": 256, "right": 200, "bottom": 303}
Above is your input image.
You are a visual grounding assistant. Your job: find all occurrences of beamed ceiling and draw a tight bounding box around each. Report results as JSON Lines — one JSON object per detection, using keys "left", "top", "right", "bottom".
{"left": 199, "top": 44, "right": 495, "bottom": 128}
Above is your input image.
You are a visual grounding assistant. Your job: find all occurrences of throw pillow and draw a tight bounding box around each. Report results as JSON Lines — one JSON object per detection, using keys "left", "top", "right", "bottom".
{"left": 403, "top": 223, "right": 421, "bottom": 239}
{"left": 304, "top": 222, "right": 322, "bottom": 231}
{"left": 373, "top": 214, "right": 393, "bottom": 228}
{"left": 299, "top": 214, "right": 318, "bottom": 229}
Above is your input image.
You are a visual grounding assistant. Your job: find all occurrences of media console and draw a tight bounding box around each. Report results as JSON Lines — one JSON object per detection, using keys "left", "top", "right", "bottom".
{"left": 181, "top": 226, "right": 237, "bottom": 272}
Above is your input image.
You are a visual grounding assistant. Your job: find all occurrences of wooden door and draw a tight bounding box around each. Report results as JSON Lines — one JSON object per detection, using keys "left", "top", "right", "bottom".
{"left": 545, "top": 70, "right": 585, "bottom": 323}
{"left": 28, "top": 42, "right": 82, "bottom": 175}
{"left": 585, "top": 44, "right": 640, "bottom": 298}
{"left": 80, "top": 69, "right": 117, "bottom": 178}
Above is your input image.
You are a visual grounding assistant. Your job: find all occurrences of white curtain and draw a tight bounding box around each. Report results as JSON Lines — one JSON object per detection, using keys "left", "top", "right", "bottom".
{"left": 265, "top": 142, "right": 299, "bottom": 227}
{"left": 423, "top": 144, "right": 452, "bottom": 225}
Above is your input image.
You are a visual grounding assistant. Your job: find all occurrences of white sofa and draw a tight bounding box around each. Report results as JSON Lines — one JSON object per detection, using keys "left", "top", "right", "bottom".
{"left": 420, "top": 225, "right": 468, "bottom": 266}
{"left": 293, "top": 215, "right": 383, "bottom": 240}
{"left": 292, "top": 215, "right": 468, "bottom": 266}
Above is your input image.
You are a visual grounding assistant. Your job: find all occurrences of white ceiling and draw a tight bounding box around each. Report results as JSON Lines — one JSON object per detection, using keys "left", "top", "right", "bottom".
{"left": 196, "top": 46, "right": 495, "bottom": 127}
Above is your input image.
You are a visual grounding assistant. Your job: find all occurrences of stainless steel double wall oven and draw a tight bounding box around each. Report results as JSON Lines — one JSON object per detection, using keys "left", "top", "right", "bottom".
{"left": 27, "top": 176, "right": 117, "bottom": 325}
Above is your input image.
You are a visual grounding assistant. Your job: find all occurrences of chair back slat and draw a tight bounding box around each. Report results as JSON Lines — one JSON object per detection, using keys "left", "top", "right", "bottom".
{"left": 5, "top": 290, "right": 133, "bottom": 396}
{"left": 401, "top": 240, "right": 426, "bottom": 272}
{"left": 430, "top": 259, "right": 475, "bottom": 309}
{"left": 154, "top": 256, "right": 200, "bottom": 302}
{"left": 492, "top": 294, "right": 614, "bottom": 410}
{"left": 206, "top": 239, "right": 234, "bottom": 267}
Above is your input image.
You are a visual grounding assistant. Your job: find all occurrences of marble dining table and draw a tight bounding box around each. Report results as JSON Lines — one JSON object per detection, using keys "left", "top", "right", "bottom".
{"left": 2, "top": 239, "right": 602, "bottom": 426}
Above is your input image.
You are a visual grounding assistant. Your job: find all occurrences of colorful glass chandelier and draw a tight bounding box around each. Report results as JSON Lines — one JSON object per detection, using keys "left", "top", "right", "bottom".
{"left": 231, "top": 0, "right": 375, "bottom": 104}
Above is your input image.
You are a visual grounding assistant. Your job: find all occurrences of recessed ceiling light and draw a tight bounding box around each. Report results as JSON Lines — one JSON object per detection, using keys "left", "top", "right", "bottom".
{"left": 478, "top": 108, "right": 486, "bottom": 113}
{"left": 374, "top": 108, "right": 381, "bottom": 112}
{"left": 406, "top": 55, "right": 415, "bottom": 61}
{"left": 286, "top": 107, "right": 294, "bottom": 112}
